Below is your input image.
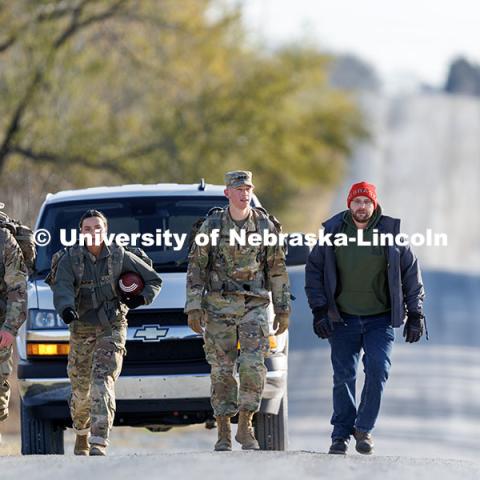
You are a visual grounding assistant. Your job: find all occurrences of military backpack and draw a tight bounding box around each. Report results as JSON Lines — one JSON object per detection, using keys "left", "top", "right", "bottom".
{"left": 0, "top": 211, "right": 36, "bottom": 275}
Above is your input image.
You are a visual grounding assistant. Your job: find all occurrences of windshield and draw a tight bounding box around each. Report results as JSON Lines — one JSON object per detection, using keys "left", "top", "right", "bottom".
{"left": 35, "top": 196, "right": 232, "bottom": 274}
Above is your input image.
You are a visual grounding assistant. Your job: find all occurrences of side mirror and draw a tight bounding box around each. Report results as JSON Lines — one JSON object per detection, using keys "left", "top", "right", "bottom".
{"left": 285, "top": 233, "right": 311, "bottom": 266}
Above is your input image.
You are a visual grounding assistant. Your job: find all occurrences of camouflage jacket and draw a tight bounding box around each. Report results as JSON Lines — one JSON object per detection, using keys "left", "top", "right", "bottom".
{"left": 0, "top": 228, "right": 28, "bottom": 336}
{"left": 52, "top": 243, "right": 162, "bottom": 325}
{"left": 185, "top": 207, "right": 290, "bottom": 315}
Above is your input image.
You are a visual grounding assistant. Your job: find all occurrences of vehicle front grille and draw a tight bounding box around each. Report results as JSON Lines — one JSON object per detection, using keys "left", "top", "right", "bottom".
{"left": 126, "top": 309, "right": 187, "bottom": 327}
{"left": 124, "top": 338, "right": 205, "bottom": 364}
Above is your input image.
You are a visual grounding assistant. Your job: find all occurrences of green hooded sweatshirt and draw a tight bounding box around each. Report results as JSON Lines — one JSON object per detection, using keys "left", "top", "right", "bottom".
{"left": 334, "top": 206, "right": 391, "bottom": 316}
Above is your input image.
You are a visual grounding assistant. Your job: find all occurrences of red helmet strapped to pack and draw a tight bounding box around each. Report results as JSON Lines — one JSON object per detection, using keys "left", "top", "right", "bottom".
{"left": 118, "top": 271, "right": 144, "bottom": 297}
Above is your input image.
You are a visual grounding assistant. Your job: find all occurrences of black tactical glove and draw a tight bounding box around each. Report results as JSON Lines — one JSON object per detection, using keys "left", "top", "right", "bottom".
{"left": 403, "top": 312, "right": 425, "bottom": 343}
{"left": 61, "top": 307, "right": 79, "bottom": 325}
{"left": 313, "top": 308, "right": 333, "bottom": 339}
{"left": 124, "top": 296, "right": 145, "bottom": 309}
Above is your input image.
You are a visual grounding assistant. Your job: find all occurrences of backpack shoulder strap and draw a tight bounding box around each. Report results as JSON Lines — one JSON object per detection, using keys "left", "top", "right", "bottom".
{"left": 252, "top": 207, "right": 287, "bottom": 260}
{"left": 206, "top": 207, "right": 224, "bottom": 232}
{"left": 252, "top": 206, "right": 282, "bottom": 233}
{"left": 45, "top": 247, "right": 69, "bottom": 286}
{"left": 109, "top": 243, "right": 125, "bottom": 293}
{"left": 0, "top": 228, "right": 6, "bottom": 253}
{"left": 0, "top": 229, "right": 7, "bottom": 277}
{"left": 68, "top": 245, "right": 85, "bottom": 290}
{"left": 188, "top": 206, "right": 225, "bottom": 252}
{"left": 13, "top": 223, "right": 36, "bottom": 275}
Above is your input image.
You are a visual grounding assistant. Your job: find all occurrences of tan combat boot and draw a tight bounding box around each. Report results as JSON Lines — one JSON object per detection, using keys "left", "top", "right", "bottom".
{"left": 0, "top": 406, "right": 9, "bottom": 422}
{"left": 214, "top": 416, "right": 232, "bottom": 451}
{"left": 235, "top": 411, "right": 260, "bottom": 450}
{"left": 89, "top": 444, "right": 107, "bottom": 456}
{"left": 74, "top": 434, "right": 89, "bottom": 456}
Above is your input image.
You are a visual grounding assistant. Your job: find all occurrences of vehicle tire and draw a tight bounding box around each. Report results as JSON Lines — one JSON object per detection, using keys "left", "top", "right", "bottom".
{"left": 21, "top": 400, "right": 65, "bottom": 454}
{"left": 254, "top": 394, "right": 288, "bottom": 450}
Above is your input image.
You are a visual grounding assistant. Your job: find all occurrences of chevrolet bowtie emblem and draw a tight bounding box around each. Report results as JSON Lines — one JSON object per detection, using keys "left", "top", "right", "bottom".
{"left": 134, "top": 325, "right": 169, "bottom": 342}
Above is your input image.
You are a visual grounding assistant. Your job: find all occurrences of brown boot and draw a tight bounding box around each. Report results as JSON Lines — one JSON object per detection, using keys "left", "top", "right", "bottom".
{"left": 74, "top": 435, "right": 89, "bottom": 456}
{"left": 214, "top": 416, "right": 232, "bottom": 451}
{"left": 235, "top": 411, "right": 260, "bottom": 450}
{"left": 353, "top": 429, "right": 374, "bottom": 455}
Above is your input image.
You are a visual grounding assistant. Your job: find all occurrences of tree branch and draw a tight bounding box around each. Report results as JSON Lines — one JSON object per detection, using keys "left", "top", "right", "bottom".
{"left": 109, "top": 141, "right": 174, "bottom": 162}
{"left": 36, "top": 0, "right": 88, "bottom": 22}
{"left": 0, "top": 69, "right": 44, "bottom": 172}
{"left": 0, "top": 34, "right": 16, "bottom": 53}
{"left": 0, "top": 0, "right": 131, "bottom": 174}
{"left": 52, "top": 0, "right": 91, "bottom": 48}
{"left": 11, "top": 139, "right": 177, "bottom": 178}
{"left": 53, "top": 0, "right": 128, "bottom": 48}
{"left": 10, "top": 145, "right": 127, "bottom": 176}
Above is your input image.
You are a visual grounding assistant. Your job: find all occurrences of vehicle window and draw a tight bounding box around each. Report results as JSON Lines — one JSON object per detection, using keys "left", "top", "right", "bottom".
{"left": 35, "top": 196, "right": 230, "bottom": 274}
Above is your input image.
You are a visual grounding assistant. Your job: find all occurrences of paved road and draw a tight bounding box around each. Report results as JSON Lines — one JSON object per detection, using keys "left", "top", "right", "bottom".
{"left": 1, "top": 452, "right": 479, "bottom": 480}
{"left": 287, "top": 267, "right": 480, "bottom": 460}
{"left": 2, "top": 268, "right": 479, "bottom": 475}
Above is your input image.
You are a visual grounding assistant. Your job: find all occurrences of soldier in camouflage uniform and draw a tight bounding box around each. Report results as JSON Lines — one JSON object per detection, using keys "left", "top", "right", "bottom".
{"left": 185, "top": 171, "right": 290, "bottom": 451}
{"left": 0, "top": 202, "right": 28, "bottom": 429}
{"left": 51, "top": 210, "right": 162, "bottom": 456}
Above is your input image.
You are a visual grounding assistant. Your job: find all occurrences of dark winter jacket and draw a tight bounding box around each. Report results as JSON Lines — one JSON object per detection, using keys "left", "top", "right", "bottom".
{"left": 305, "top": 210, "right": 425, "bottom": 328}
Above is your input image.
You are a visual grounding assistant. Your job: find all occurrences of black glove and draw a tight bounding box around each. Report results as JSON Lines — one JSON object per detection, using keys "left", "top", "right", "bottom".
{"left": 403, "top": 312, "right": 425, "bottom": 343}
{"left": 124, "top": 296, "right": 145, "bottom": 309}
{"left": 61, "top": 307, "right": 79, "bottom": 325}
{"left": 313, "top": 308, "right": 333, "bottom": 339}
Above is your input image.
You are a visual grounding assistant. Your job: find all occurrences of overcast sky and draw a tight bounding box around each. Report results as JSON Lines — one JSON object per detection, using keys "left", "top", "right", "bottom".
{"left": 242, "top": 0, "right": 480, "bottom": 87}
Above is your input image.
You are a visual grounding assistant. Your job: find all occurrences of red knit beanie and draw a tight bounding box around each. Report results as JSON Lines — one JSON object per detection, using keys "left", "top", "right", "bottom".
{"left": 347, "top": 181, "right": 378, "bottom": 209}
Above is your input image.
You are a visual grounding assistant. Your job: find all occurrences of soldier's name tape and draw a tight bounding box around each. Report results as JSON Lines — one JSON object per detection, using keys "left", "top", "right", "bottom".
{"left": 33, "top": 228, "right": 448, "bottom": 249}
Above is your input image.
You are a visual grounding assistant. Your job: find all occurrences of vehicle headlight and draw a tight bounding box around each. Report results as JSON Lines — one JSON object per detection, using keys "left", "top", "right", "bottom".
{"left": 27, "top": 343, "right": 70, "bottom": 357}
{"left": 28, "top": 309, "right": 66, "bottom": 329}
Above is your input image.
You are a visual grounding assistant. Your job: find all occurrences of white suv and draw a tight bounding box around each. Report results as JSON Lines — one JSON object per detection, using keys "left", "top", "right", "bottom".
{"left": 18, "top": 182, "right": 306, "bottom": 454}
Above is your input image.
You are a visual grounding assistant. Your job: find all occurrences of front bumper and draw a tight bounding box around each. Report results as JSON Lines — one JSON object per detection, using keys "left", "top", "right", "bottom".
{"left": 18, "top": 355, "right": 287, "bottom": 423}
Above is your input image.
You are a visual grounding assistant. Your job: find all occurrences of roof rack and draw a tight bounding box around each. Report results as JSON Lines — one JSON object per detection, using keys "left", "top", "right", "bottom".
{"left": 198, "top": 178, "right": 206, "bottom": 191}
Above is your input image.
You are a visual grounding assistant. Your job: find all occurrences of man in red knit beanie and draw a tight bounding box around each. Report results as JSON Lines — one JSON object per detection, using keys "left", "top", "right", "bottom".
{"left": 305, "top": 181, "right": 425, "bottom": 455}
{"left": 347, "top": 181, "right": 378, "bottom": 210}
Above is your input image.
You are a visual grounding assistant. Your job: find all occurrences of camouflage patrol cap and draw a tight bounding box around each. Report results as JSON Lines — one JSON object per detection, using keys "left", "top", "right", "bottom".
{"left": 224, "top": 170, "right": 254, "bottom": 188}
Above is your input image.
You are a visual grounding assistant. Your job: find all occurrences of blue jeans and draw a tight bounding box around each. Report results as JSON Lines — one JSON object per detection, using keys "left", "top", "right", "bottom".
{"left": 328, "top": 312, "right": 394, "bottom": 439}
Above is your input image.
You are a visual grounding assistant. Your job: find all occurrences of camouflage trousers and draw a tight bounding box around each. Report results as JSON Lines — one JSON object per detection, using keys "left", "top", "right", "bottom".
{"left": 67, "top": 319, "right": 126, "bottom": 446}
{"left": 203, "top": 297, "right": 270, "bottom": 417}
{"left": 0, "top": 344, "right": 13, "bottom": 421}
